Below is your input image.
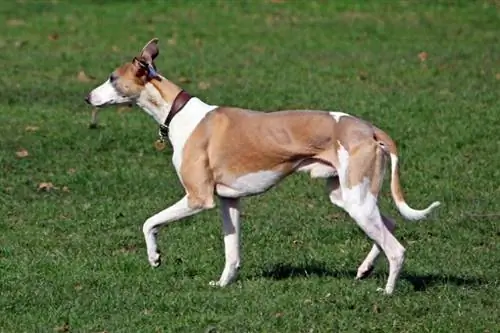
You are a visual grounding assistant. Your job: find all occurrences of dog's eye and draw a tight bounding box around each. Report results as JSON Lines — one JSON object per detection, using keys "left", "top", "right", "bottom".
{"left": 109, "top": 74, "right": 116, "bottom": 83}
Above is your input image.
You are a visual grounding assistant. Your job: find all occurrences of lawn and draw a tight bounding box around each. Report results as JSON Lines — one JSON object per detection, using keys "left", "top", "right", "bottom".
{"left": 1, "top": 0, "right": 499, "bottom": 332}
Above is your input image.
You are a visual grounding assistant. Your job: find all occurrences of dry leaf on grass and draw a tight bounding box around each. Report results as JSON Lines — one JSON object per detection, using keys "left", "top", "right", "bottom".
{"left": 67, "top": 168, "right": 76, "bottom": 174}
{"left": 62, "top": 186, "right": 70, "bottom": 192}
{"left": 178, "top": 77, "right": 191, "bottom": 84}
{"left": 48, "top": 33, "right": 59, "bottom": 41}
{"left": 16, "top": 149, "right": 29, "bottom": 158}
{"left": 25, "top": 125, "right": 39, "bottom": 132}
{"left": 38, "top": 182, "right": 56, "bottom": 192}
{"left": 198, "top": 81, "right": 211, "bottom": 90}
{"left": 54, "top": 322, "right": 70, "bottom": 333}
{"left": 358, "top": 71, "right": 368, "bottom": 81}
{"left": 167, "top": 37, "right": 177, "bottom": 45}
{"left": 418, "top": 51, "right": 428, "bottom": 62}
{"left": 14, "top": 40, "right": 28, "bottom": 48}
{"left": 114, "top": 244, "right": 137, "bottom": 255}
{"left": 77, "top": 70, "right": 95, "bottom": 83}
{"left": 6, "top": 19, "right": 25, "bottom": 26}
{"left": 111, "top": 45, "right": 120, "bottom": 52}
{"left": 495, "top": 73, "right": 500, "bottom": 80}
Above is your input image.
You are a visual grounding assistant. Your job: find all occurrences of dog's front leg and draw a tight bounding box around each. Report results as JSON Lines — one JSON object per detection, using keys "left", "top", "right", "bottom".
{"left": 210, "top": 197, "right": 241, "bottom": 287}
{"left": 142, "top": 195, "right": 204, "bottom": 267}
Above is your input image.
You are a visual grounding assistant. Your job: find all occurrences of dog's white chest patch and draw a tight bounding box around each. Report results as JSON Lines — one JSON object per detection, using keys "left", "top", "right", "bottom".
{"left": 216, "top": 170, "right": 283, "bottom": 198}
{"left": 330, "top": 112, "right": 351, "bottom": 122}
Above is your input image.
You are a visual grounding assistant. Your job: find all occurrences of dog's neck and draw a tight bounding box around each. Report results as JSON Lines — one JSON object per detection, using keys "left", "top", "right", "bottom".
{"left": 136, "top": 76, "right": 181, "bottom": 124}
{"left": 135, "top": 75, "right": 217, "bottom": 148}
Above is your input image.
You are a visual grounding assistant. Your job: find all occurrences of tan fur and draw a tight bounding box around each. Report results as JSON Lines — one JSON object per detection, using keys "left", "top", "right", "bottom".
{"left": 177, "top": 107, "right": 385, "bottom": 208}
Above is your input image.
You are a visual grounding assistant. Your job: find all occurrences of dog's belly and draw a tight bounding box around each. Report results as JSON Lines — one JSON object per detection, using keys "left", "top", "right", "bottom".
{"left": 295, "top": 160, "right": 338, "bottom": 178}
{"left": 215, "top": 170, "right": 283, "bottom": 198}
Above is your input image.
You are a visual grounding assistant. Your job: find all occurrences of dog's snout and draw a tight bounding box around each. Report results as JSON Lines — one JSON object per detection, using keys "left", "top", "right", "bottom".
{"left": 84, "top": 94, "right": 91, "bottom": 104}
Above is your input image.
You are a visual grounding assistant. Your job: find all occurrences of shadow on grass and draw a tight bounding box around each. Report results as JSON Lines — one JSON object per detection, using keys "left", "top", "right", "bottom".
{"left": 257, "top": 262, "right": 489, "bottom": 292}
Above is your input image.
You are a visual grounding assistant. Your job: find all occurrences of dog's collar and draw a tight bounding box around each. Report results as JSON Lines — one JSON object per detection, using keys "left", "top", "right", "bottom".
{"left": 159, "top": 90, "right": 193, "bottom": 141}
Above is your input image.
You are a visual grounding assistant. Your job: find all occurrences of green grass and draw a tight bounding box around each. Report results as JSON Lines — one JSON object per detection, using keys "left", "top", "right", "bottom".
{"left": 1, "top": 0, "right": 499, "bottom": 332}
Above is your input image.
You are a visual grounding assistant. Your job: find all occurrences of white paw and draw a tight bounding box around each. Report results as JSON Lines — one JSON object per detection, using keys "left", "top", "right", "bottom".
{"left": 148, "top": 252, "right": 161, "bottom": 267}
{"left": 355, "top": 265, "right": 374, "bottom": 280}
{"left": 376, "top": 287, "right": 393, "bottom": 295}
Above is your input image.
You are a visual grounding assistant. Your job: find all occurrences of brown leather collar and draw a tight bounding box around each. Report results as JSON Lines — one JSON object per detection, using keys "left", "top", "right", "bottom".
{"left": 159, "top": 90, "right": 192, "bottom": 140}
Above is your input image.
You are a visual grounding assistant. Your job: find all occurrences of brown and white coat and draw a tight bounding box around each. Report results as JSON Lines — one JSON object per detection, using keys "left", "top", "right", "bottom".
{"left": 86, "top": 38, "right": 440, "bottom": 295}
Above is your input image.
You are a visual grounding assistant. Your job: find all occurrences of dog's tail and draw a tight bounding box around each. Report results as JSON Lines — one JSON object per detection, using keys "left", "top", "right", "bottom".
{"left": 374, "top": 128, "right": 441, "bottom": 221}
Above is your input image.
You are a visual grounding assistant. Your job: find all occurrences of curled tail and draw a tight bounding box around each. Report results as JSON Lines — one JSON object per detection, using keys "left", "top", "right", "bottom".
{"left": 374, "top": 128, "right": 441, "bottom": 221}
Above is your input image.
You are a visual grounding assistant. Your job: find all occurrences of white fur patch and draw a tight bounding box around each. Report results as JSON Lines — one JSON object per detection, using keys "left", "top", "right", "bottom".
{"left": 216, "top": 170, "right": 283, "bottom": 197}
{"left": 88, "top": 79, "right": 132, "bottom": 106}
{"left": 296, "top": 161, "right": 337, "bottom": 178}
{"left": 330, "top": 111, "right": 351, "bottom": 122}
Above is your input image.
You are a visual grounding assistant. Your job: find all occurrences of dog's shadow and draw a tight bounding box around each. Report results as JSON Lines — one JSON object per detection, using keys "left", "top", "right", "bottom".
{"left": 256, "top": 262, "right": 488, "bottom": 292}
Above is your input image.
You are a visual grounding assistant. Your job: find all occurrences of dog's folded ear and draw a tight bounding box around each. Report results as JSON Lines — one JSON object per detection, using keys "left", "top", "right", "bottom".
{"left": 139, "top": 38, "right": 159, "bottom": 64}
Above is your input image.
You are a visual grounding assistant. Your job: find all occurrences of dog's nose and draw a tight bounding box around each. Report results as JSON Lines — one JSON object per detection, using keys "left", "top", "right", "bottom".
{"left": 84, "top": 94, "right": 91, "bottom": 104}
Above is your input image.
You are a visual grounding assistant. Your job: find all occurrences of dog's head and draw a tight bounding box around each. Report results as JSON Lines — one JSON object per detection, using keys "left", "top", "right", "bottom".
{"left": 85, "top": 38, "right": 160, "bottom": 107}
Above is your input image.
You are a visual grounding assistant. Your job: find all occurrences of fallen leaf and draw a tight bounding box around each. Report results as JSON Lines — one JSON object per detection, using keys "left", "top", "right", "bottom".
{"left": 16, "top": 149, "right": 29, "bottom": 158}
{"left": 74, "top": 283, "right": 83, "bottom": 291}
{"left": 274, "top": 312, "right": 284, "bottom": 318}
{"left": 495, "top": 73, "right": 500, "bottom": 80}
{"left": 111, "top": 45, "right": 120, "bottom": 52}
{"left": 154, "top": 140, "right": 167, "bottom": 151}
{"left": 77, "top": 70, "right": 95, "bottom": 83}
{"left": 198, "top": 81, "right": 211, "bottom": 90}
{"left": 178, "top": 77, "right": 191, "bottom": 84}
{"left": 142, "top": 308, "right": 153, "bottom": 315}
{"left": 6, "top": 19, "right": 25, "bottom": 26}
{"left": 48, "top": 33, "right": 59, "bottom": 41}
{"left": 167, "top": 38, "right": 176, "bottom": 45}
{"left": 117, "top": 105, "right": 133, "bottom": 114}
{"left": 54, "top": 322, "right": 70, "bottom": 333}
{"left": 62, "top": 186, "right": 70, "bottom": 192}
{"left": 358, "top": 71, "right": 368, "bottom": 81}
{"left": 418, "top": 51, "right": 428, "bottom": 62}
{"left": 14, "top": 40, "right": 28, "bottom": 48}
{"left": 38, "top": 182, "right": 56, "bottom": 192}
{"left": 114, "top": 244, "right": 137, "bottom": 255}
{"left": 25, "top": 125, "right": 39, "bottom": 132}
{"left": 67, "top": 168, "right": 76, "bottom": 174}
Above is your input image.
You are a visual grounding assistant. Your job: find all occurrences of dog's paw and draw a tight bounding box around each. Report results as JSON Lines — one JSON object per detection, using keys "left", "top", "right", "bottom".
{"left": 376, "top": 287, "right": 393, "bottom": 295}
{"left": 355, "top": 265, "right": 375, "bottom": 280}
{"left": 148, "top": 252, "right": 161, "bottom": 268}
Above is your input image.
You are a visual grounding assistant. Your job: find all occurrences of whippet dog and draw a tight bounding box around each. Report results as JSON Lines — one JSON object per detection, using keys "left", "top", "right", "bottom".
{"left": 85, "top": 38, "right": 440, "bottom": 295}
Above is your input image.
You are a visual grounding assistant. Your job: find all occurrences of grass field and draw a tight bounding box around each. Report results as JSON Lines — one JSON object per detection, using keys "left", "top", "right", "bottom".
{"left": 1, "top": 0, "right": 499, "bottom": 332}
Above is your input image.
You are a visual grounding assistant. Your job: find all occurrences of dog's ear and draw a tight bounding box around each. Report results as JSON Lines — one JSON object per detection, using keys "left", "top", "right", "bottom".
{"left": 139, "top": 38, "right": 159, "bottom": 64}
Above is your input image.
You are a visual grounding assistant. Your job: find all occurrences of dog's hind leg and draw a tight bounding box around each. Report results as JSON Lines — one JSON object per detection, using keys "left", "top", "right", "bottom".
{"left": 326, "top": 176, "right": 344, "bottom": 209}
{"left": 356, "top": 214, "right": 396, "bottom": 279}
{"left": 327, "top": 176, "right": 395, "bottom": 281}
{"left": 338, "top": 141, "right": 406, "bottom": 294}
{"left": 210, "top": 197, "right": 241, "bottom": 287}
{"left": 142, "top": 195, "right": 207, "bottom": 267}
